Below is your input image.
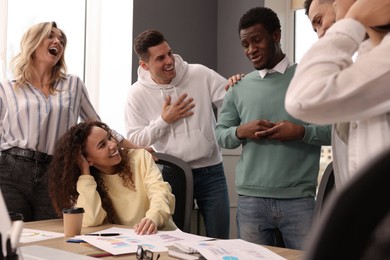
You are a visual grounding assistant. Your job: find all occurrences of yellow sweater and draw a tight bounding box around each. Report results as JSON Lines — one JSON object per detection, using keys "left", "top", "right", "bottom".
{"left": 76, "top": 149, "right": 177, "bottom": 231}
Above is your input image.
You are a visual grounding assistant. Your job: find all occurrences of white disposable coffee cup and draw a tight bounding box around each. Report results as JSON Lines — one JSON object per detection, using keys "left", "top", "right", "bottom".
{"left": 62, "top": 207, "right": 85, "bottom": 236}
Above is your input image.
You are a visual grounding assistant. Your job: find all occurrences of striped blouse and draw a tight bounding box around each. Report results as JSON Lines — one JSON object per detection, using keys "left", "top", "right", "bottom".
{"left": 0, "top": 74, "right": 100, "bottom": 155}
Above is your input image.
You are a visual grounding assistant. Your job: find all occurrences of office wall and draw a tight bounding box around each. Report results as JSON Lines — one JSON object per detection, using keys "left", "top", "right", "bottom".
{"left": 217, "top": 0, "right": 264, "bottom": 77}
{"left": 132, "top": 0, "right": 218, "bottom": 83}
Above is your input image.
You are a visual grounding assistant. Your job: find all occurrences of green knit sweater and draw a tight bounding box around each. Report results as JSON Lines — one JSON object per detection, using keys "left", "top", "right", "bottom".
{"left": 216, "top": 65, "right": 331, "bottom": 198}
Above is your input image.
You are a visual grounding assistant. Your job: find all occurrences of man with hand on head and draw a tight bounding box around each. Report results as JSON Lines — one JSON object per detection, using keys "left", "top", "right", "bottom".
{"left": 287, "top": 1, "right": 390, "bottom": 258}
{"left": 304, "top": 0, "right": 335, "bottom": 38}
{"left": 286, "top": 0, "right": 390, "bottom": 189}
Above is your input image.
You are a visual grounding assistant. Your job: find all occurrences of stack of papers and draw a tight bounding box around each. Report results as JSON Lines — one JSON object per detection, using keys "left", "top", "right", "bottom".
{"left": 76, "top": 227, "right": 287, "bottom": 259}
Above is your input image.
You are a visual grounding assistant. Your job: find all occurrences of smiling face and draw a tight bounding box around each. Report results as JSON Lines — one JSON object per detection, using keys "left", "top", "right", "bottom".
{"left": 308, "top": 0, "right": 336, "bottom": 38}
{"left": 240, "top": 23, "right": 280, "bottom": 70}
{"left": 33, "top": 27, "right": 65, "bottom": 68}
{"left": 84, "top": 126, "right": 122, "bottom": 174}
{"left": 139, "top": 41, "right": 176, "bottom": 84}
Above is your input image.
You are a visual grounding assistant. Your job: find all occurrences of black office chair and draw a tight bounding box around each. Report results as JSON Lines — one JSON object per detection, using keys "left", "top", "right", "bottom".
{"left": 312, "top": 161, "right": 335, "bottom": 223}
{"left": 154, "top": 152, "right": 193, "bottom": 233}
{"left": 304, "top": 149, "right": 390, "bottom": 260}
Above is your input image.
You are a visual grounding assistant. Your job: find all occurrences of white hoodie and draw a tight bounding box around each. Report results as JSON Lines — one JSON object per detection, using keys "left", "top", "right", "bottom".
{"left": 125, "top": 54, "right": 227, "bottom": 169}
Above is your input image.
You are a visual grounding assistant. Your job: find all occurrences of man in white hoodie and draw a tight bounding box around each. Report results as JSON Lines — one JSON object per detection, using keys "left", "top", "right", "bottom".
{"left": 125, "top": 29, "right": 230, "bottom": 238}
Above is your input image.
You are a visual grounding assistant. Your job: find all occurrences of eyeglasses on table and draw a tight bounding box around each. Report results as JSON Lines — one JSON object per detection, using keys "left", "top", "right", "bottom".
{"left": 136, "top": 245, "right": 160, "bottom": 260}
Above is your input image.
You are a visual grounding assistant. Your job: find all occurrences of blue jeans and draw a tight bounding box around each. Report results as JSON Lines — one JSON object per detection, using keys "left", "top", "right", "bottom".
{"left": 237, "top": 195, "right": 315, "bottom": 250}
{"left": 0, "top": 153, "right": 57, "bottom": 221}
{"left": 193, "top": 163, "right": 230, "bottom": 239}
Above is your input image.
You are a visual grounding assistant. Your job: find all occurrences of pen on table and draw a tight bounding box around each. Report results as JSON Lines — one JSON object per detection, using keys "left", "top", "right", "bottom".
{"left": 84, "top": 233, "right": 121, "bottom": 236}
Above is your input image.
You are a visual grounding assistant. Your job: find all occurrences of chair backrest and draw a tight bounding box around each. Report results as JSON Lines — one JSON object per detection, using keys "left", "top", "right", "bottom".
{"left": 304, "top": 148, "right": 390, "bottom": 260}
{"left": 154, "top": 152, "right": 193, "bottom": 233}
{"left": 312, "top": 161, "right": 335, "bottom": 223}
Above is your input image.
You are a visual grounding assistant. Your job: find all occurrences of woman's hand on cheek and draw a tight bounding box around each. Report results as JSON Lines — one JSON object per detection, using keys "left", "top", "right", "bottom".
{"left": 133, "top": 218, "right": 157, "bottom": 235}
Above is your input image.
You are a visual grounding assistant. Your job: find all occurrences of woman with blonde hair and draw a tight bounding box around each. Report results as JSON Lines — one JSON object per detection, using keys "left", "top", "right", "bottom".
{"left": 0, "top": 21, "right": 136, "bottom": 221}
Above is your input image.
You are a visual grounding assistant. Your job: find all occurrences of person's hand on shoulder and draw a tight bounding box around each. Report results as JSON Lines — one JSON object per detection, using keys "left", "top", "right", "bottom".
{"left": 224, "top": 73, "right": 245, "bottom": 91}
{"left": 145, "top": 147, "right": 158, "bottom": 161}
{"left": 119, "top": 140, "right": 157, "bottom": 161}
{"left": 144, "top": 146, "right": 155, "bottom": 154}
{"left": 134, "top": 218, "right": 157, "bottom": 235}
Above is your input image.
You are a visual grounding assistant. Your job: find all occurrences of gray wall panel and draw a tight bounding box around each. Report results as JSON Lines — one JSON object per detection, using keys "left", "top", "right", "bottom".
{"left": 217, "top": 0, "right": 264, "bottom": 77}
{"left": 132, "top": 0, "right": 264, "bottom": 82}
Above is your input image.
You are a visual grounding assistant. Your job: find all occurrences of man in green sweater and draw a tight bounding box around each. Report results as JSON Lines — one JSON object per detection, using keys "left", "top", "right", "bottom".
{"left": 216, "top": 7, "right": 331, "bottom": 250}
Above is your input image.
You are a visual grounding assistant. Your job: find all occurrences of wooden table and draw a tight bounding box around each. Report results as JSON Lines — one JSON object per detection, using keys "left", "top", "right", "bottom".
{"left": 21, "top": 219, "right": 303, "bottom": 259}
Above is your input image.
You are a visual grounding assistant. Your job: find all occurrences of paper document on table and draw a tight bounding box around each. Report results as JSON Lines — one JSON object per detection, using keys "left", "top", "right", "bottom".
{"left": 136, "top": 228, "right": 212, "bottom": 246}
{"left": 78, "top": 227, "right": 167, "bottom": 255}
{"left": 76, "top": 227, "right": 211, "bottom": 256}
{"left": 190, "top": 239, "right": 287, "bottom": 260}
{"left": 20, "top": 228, "right": 64, "bottom": 243}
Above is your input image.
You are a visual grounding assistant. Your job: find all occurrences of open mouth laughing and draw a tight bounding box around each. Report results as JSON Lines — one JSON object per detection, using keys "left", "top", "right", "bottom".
{"left": 49, "top": 47, "right": 59, "bottom": 56}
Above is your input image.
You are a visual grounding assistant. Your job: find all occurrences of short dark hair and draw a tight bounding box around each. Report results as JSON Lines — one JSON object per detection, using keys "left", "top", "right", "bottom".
{"left": 133, "top": 29, "right": 167, "bottom": 61}
{"left": 305, "top": 0, "right": 334, "bottom": 16}
{"left": 238, "top": 7, "right": 281, "bottom": 36}
{"left": 304, "top": 0, "right": 314, "bottom": 16}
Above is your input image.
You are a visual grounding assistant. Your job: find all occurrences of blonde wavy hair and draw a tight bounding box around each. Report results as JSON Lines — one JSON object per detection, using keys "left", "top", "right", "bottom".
{"left": 11, "top": 21, "right": 67, "bottom": 92}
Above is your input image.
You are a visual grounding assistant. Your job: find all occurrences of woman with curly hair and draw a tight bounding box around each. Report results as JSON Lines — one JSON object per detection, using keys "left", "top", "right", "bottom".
{"left": 48, "top": 121, "right": 176, "bottom": 234}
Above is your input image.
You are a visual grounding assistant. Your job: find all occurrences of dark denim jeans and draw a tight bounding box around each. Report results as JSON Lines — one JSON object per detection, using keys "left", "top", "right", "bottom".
{"left": 193, "top": 162, "right": 230, "bottom": 239}
{"left": 237, "top": 195, "right": 315, "bottom": 250}
{"left": 0, "top": 153, "right": 57, "bottom": 221}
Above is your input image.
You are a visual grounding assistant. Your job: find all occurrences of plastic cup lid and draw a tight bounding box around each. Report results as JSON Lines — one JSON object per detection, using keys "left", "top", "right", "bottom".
{"left": 62, "top": 207, "right": 85, "bottom": 214}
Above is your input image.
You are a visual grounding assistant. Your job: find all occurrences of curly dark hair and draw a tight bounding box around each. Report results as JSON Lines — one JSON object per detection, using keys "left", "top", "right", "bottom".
{"left": 238, "top": 7, "right": 281, "bottom": 36}
{"left": 48, "top": 121, "right": 135, "bottom": 222}
{"left": 304, "top": 0, "right": 335, "bottom": 16}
